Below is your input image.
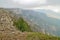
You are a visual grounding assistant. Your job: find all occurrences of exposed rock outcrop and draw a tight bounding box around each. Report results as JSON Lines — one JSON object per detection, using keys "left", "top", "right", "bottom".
{"left": 0, "top": 9, "right": 27, "bottom": 40}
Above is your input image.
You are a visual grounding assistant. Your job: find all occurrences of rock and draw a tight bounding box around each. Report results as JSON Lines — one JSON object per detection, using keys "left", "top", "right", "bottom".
{"left": 0, "top": 9, "right": 23, "bottom": 40}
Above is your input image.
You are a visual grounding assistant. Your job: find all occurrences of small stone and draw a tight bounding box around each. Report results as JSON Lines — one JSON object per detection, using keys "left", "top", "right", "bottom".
{"left": 11, "top": 32, "right": 15, "bottom": 34}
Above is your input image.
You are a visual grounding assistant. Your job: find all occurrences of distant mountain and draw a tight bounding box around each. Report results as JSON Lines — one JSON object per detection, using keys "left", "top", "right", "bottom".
{"left": 35, "top": 9, "right": 60, "bottom": 19}
{"left": 20, "top": 9, "right": 60, "bottom": 36}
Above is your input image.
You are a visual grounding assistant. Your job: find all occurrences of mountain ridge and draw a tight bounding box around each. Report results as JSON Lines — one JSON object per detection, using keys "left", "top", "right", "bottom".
{"left": 0, "top": 8, "right": 60, "bottom": 40}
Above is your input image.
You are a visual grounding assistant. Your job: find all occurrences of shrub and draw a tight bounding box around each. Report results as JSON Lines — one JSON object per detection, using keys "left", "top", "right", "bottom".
{"left": 14, "top": 17, "right": 32, "bottom": 32}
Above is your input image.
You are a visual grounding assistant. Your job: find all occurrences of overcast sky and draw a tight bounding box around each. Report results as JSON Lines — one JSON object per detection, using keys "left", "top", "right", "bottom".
{"left": 0, "top": 0, "right": 60, "bottom": 8}
{"left": 0, "top": 0, "right": 60, "bottom": 19}
{"left": 0, "top": 0, "right": 60, "bottom": 12}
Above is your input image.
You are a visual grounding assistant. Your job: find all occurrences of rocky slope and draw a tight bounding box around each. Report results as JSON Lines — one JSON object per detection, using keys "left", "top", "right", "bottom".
{"left": 0, "top": 8, "right": 60, "bottom": 40}
{"left": 0, "top": 9, "right": 25, "bottom": 40}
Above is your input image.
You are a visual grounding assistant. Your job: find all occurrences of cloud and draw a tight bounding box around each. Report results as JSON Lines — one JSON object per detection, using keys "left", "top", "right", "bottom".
{"left": 0, "top": 0, "right": 60, "bottom": 8}
{"left": 0, "top": 0, "right": 18, "bottom": 8}
{"left": 47, "top": 13, "right": 60, "bottom": 19}
{"left": 32, "top": 5, "right": 60, "bottom": 13}
{"left": 12, "top": 0, "right": 60, "bottom": 8}
{"left": 47, "top": 0, "right": 60, "bottom": 5}
{"left": 12, "top": 0, "right": 47, "bottom": 8}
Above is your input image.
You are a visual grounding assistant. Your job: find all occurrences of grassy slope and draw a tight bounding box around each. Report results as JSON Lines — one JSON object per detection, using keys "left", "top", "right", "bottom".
{"left": 26, "top": 32, "right": 60, "bottom": 40}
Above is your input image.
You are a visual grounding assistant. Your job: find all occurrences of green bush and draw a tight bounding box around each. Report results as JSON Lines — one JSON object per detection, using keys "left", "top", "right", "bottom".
{"left": 14, "top": 17, "right": 32, "bottom": 32}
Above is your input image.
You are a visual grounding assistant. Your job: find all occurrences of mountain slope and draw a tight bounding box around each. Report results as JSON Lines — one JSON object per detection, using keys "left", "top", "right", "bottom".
{"left": 20, "top": 9, "right": 60, "bottom": 36}
{"left": 0, "top": 8, "right": 60, "bottom": 40}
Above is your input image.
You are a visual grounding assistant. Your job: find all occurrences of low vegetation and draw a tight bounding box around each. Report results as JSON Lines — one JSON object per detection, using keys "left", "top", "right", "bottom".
{"left": 26, "top": 32, "right": 60, "bottom": 40}
{"left": 14, "top": 17, "right": 32, "bottom": 32}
